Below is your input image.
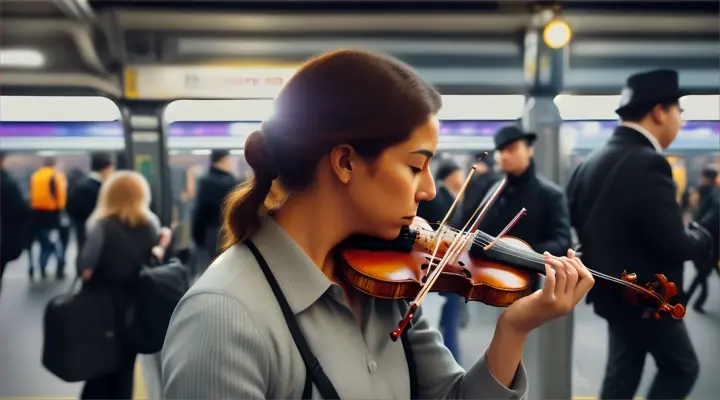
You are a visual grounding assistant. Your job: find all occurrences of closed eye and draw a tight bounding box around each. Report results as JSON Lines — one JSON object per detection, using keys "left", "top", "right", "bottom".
{"left": 410, "top": 166, "right": 422, "bottom": 175}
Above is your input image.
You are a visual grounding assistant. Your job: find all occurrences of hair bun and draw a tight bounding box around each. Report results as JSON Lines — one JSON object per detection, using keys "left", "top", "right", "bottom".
{"left": 244, "top": 130, "right": 279, "bottom": 180}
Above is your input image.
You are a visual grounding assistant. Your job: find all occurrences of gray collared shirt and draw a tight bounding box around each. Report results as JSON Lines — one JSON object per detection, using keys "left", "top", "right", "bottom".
{"left": 162, "top": 216, "right": 528, "bottom": 399}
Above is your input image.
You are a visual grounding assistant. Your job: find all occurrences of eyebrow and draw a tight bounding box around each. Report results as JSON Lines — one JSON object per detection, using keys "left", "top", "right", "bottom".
{"left": 410, "top": 149, "right": 434, "bottom": 159}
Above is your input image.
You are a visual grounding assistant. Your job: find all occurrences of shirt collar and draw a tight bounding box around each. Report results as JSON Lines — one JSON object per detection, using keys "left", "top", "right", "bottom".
{"left": 248, "top": 215, "right": 334, "bottom": 315}
{"left": 620, "top": 122, "right": 663, "bottom": 153}
{"left": 89, "top": 172, "right": 104, "bottom": 183}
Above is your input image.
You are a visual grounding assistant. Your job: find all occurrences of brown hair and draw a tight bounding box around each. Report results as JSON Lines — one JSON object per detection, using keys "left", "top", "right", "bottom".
{"left": 222, "top": 49, "right": 442, "bottom": 248}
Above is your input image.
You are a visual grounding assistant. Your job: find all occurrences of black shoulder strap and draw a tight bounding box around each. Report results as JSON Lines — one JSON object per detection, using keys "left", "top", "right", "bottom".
{"left": 580, "top": 151, "right": 633, "bottom": 243}
{"left": 245, "top": 240, "right": 340, "bottom": 400}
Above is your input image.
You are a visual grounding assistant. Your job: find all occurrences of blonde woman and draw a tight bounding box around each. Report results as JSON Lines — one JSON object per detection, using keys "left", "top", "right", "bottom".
{"left": 77, "top": 171, "right": 171, "bottom": 399}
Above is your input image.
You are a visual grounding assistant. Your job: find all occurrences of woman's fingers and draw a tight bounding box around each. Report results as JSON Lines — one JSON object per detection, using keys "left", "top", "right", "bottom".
{"left": 562, "top": 257, "right": 579, "bottom": 296}
{"left": 565, "top": 248, "right": 595, "bottom": 302}
{"left": 543, "top": 261, "right": 556, "bottom": 298}
{"left": 545, "top": 252, "right": 568, "bottom": 299}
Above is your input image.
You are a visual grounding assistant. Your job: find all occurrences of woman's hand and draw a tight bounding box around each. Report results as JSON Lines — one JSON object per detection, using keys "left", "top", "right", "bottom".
{"left": 158, "top": 227, "right": 173, "bottom": 249}
{"left": 81, "top": 269, "right": 93, "bottom": 282}
{"left": 152, "top": 245, "right": 166, "bottom": 261}
{"left": 499, "top": 248, "right": 594, "bottom": 335}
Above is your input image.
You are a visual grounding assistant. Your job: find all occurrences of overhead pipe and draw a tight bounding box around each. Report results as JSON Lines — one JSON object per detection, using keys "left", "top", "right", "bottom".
{"left": 52, "top": 0, "right": 96, "bottom": 24}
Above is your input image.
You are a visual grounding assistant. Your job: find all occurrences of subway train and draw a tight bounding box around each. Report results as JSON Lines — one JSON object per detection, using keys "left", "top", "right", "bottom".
{"left": 1, "top": 95, "right": 718, "bottom": 234}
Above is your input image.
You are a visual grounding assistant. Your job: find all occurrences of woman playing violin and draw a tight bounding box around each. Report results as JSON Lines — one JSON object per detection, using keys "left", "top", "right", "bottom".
{"left": 161, "top": 49, "right": 595, "bottom": 399}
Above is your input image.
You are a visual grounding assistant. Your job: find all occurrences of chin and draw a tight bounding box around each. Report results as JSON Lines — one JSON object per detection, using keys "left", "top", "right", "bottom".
{"left": 361, "top": 224, "right": 404, "bottom": 241}
{"left": 381, "top": 223, "right": 407, "bottom": 240}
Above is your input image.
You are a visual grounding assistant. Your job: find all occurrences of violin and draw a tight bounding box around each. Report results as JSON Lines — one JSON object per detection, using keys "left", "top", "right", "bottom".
{"left": 338, "top": 165, "right": 686, "bottom": 341}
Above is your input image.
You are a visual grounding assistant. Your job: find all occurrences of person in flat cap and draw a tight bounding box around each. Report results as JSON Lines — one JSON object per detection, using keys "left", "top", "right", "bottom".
{"left": 459, "top": 124, "right": 572, "bottom": 292}
{"left": 566, "top": 69, "right": 713, "bottom": 400}
{"left": 191, "top": 149, "right": 239, "bottom": 274}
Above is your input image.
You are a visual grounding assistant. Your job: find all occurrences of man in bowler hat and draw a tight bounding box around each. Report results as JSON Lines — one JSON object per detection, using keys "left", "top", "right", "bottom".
{"left": 566, "top": 69, "right": 713, "bottom": 399}
{"left": 463, "top": 125, "right": 572, "bottom": 291}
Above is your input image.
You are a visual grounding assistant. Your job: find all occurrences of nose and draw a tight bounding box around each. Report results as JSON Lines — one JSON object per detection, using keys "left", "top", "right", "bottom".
{"left": 417, "top": 170, "right": 436, "bottom": 202}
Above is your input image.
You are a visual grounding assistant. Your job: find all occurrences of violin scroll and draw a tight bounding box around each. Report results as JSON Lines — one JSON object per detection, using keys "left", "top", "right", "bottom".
{"left": 620, "top": 270, "right": 686, "bottom": 320}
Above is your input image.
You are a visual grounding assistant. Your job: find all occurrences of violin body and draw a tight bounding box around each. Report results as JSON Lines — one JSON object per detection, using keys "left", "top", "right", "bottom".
{"left": 341, "top": 235, "right": 535, "bottom": 308}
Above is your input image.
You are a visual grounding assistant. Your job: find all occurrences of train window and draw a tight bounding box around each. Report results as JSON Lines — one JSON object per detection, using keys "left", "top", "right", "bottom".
{"left": 164, "top": 99, "right": 275, "bottom": 123}
{"left": 0, "top": 96, "right": 121, "bottom": 122}
{"left": 438, "top": 95, "right": 525, "bottom": 120}
{"left": 555, "top": 94, "right": 720, "bottom": 121}
{"left": 680, "top": 95, "right": 720, "bottom": 121}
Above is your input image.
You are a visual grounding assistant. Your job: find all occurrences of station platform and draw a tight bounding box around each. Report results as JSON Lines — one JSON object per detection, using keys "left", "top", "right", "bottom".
{"left": 1, "top": 245, "right": 718, "bottom": 400}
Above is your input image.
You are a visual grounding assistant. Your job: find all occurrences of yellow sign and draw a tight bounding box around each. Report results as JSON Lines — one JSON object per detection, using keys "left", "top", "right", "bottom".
{"left": 122, "top": 65, "right": 297, "bottom": 100}
{"left": 124, "top": 67, "right": 139, "bottom": 99}
{"left": 665, "top": 155, "right": 686, "bottom": 204}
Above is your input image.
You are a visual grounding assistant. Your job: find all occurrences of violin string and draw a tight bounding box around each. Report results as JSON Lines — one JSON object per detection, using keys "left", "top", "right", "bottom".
{"left": 438, "top": 178, "right": 509, "bottom": 271}
{"left": 416, "top": 169, "right": 667, "bottom": 308}
{"left": 419, "top": 177, "right": 507, "bottom": 293}
{"left": 416, "top": 225, "right": 473, "bottom": 305}
{"left": 416, "top": 168, "right": 501, "bottom": 304}
{"left": 413, "top": 168, "right": 482, "bottom": 305}
{"left": 433, "top": 226, "right": 664, "bottom": 304}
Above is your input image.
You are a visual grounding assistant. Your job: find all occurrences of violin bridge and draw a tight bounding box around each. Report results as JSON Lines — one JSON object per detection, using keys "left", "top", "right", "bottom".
{"left": 483, "top": 208, "right": 527, "bottom": 251}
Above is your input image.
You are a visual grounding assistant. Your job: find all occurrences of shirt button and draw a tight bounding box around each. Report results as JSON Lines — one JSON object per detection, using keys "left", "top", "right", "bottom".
{"left": 368, "top": 360, "right": 377, "bottom": 373}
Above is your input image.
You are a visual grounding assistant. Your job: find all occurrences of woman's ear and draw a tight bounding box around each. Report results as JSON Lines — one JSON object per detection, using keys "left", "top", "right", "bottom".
{"left": 329, "top": 144, "right": 355, "bottom": 183}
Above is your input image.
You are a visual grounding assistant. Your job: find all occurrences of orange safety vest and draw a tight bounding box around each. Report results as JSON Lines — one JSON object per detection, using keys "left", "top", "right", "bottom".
{"left": 30, "top": 166, "right": 67, "bottom": 211}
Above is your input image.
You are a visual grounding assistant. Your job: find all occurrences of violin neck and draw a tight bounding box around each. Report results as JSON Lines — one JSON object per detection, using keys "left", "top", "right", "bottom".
{"left": 481, "top": 244, "right": 547, "bottom": 275}
{"left": 485, "top": 244, "right": 614, "bottom": 284}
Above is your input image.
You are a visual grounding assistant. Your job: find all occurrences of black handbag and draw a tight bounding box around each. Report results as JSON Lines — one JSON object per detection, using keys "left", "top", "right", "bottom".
{"left": 42, "top": 278, "right": 118, "bottom": 382}
{"left": 124, "top": 257, "right": 191, "bottom": 354}
{"left": 110, "top": 224, "right": 192, "bottom": 355}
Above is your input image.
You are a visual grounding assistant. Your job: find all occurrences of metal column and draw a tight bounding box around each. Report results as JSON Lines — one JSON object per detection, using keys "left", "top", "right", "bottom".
{"left": 521, "top": 9, "right": 574, "bottom": 400}
{"left": 121, "top": 101, "right": 173, "bottom": 227}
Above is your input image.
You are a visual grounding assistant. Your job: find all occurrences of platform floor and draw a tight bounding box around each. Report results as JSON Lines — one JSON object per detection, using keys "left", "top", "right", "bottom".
{"left": 1, "top": 246, "right": 718, "bottom": 400}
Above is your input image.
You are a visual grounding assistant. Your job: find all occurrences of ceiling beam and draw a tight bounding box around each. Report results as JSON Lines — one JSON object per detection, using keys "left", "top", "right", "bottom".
{"left": 111, "top": 9, "right": 718, "bottom": 35}
{"left": 1, "top": 18, "right": 107, "bottom": 74}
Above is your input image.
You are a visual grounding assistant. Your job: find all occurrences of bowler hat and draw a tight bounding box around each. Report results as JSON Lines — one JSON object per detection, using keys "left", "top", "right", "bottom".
{"left": 493, "top": 125, "right": 537, "bottom": 151}
{"left": 615, "top": 69, "right": 686, "bottom": 116}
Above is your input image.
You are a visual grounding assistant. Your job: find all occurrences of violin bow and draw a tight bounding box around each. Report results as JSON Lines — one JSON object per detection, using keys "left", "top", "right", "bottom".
{"left": 415, "top": 177, "right": 507, "bottom": 305}
{"left": 391, "top": 169, "right": 507, "bottom": 341}
{"left": 422, "top": 166, "right": 476, "bottom": 280}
